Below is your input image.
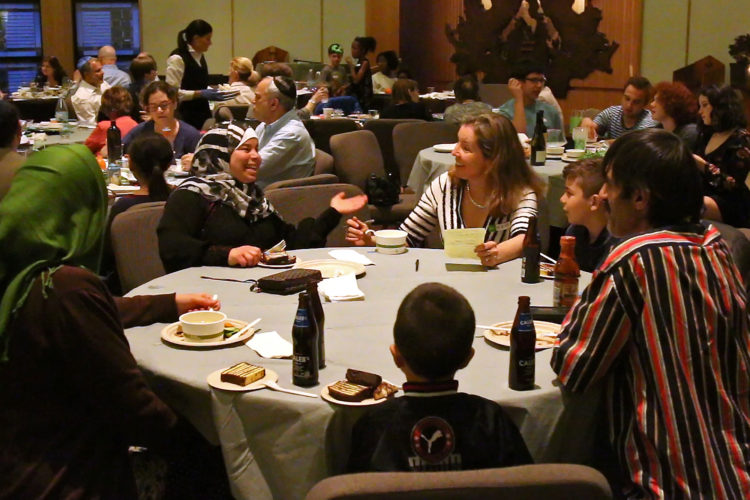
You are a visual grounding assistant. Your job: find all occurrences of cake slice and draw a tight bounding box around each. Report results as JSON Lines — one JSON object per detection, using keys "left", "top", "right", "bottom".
{"left": 220, "top": 362, "right": 266, "bottom": 386}
{"left": 262, "top": 251, "right": 296, "bottom": 265}
{"left": 328, "top": 380, "right": 373, "bottom": 402}
{"left": 345, "top": 369, "right": 382, "bottom": 388}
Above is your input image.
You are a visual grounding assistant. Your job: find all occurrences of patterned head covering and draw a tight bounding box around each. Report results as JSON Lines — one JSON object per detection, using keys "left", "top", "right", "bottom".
{"left": 179, "top": 125, "right": 277, "bottom": 221}
{"left": 328, "top": 43, "right": 343, "bottom": 55}
{"left": 0, "top": 145, "right": 107, "bottom": 361}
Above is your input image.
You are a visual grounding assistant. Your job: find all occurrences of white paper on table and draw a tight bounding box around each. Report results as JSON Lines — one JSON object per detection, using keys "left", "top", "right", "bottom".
{"left": 328, "top": 249, "right": 374, "bottom": 266}
{"left": 443, "top": 228, "right": 485, "bottom": 260}
{"left": 318, "top": 273, "right": 365, "bottom": 301}
{"left": 246, "top": 331, "right": 292, "bottom": 358}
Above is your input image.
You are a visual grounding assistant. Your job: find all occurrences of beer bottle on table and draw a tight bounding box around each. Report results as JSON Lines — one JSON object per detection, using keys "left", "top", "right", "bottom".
{"left": 509, "top": 296, "right": 536, "bottom": 391}
{"left": 107, "top": 120, "right": 122, "bottom": 162}
{"left": 521, "top": 216, "right": 541, "bottom": 283}
{"left": 292, "top": 291, "right": 319, "bottom": 387}
{"left": 553, "top": 236, "right": 580, "bottom": 308}
{"left": 530, "top": 110, "right": 546, "bottom": 166}
{"left": 306, "top": 280, "right": 326, "bottom": 369}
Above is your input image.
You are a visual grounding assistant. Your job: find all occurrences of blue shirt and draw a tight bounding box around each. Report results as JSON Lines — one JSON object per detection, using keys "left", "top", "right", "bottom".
{"left": 255, "top": 109, "right": 316, "bottom": 189}
{"left": 123, "top": 120, "right": 201, "bottom": 158}
{"left": 498, "top": 98, "right": 563, "bottom": 137}
{"left": 102, "top": 64, "right": 132, "bottom": 88}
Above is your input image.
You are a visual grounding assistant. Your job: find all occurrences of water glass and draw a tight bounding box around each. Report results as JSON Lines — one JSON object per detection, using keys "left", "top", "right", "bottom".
{"left": 572, "top": 127, "right": 587, "bottom": 150}
{"left": 368, "top": 109, "right": 379, "bottom": 119}
{"left": 546, "top": 129, "right": 565, "bottom": 148}
{"left": 569, "top": 110, "right": 583, "bottom": 133}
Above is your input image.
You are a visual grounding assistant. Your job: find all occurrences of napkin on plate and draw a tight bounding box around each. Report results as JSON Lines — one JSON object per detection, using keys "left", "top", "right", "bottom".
{"left": 246, "top": 331, "right": 292, "bottom": 358}
{"left": 328, "top": 249, "right": 374, "bottom": 266}
{"left": 318, "top": 273, "right": 365, "bottom": 302}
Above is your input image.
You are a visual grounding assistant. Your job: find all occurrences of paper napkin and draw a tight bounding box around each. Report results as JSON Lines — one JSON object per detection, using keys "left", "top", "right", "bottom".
{"left": 246, "top": 331, "right": 292, "bottom": 358}
{"left": 328, "top": 249, "right": 374, "bottom": 266}
{"left": 318, "top": 273, "right": 365, "bottom": 302}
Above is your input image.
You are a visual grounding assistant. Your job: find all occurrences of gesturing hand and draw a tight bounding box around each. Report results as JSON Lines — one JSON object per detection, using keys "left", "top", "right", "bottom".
{"left": 330, "top": 192, "right": 368, "bottom": 214}
{"left": 345, "top": 216, "right": 375, "bottom": 246}
{"left": 228, "top": 245, "right": 262, "bottom": 267}
{"left": 508, "top": 78, "right": 524, "bottom": 99}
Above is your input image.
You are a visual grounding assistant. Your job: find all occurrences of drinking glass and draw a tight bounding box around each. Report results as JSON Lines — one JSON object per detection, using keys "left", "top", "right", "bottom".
{"left": 546, "top": 129, "right": 565, "bottom": 148}
{"left": 569, "top": 110, "right": 583, "bottom": 133}
{"left": 368, "top": 109, "right": 379, "bottom": 119}
{"left": 572, "top": 127, "right": 587, "bottom": 150}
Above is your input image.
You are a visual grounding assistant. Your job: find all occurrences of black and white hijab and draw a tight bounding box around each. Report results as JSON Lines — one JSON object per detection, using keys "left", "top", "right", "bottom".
{"left": 179, "top": 126, "right": 277, "bottom": 222}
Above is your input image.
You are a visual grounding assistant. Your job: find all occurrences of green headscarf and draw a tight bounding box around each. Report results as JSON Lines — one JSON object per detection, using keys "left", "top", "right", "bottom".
{"left": 0, "top": 144, "right": 107, "bottom": 361}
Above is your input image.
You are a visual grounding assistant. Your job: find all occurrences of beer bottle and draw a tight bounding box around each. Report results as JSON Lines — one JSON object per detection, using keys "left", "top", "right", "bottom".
{"left": 553, "top": 236, "right": 580, "bottom": 308}
{"left": 530, "top": 110, "right": 546, "bottom": 166}
{"left": 306, "top": 280, "right": 326, "bottom": 369}
{"left": 509, "top": 296, "right": 536, "bottom": 391}
{"left": 521, "top": 216, "right": 541, "bottom": 283}
{"left": 106, "top": 119, "right": 122, "bottom": 162}
{"left": 292, "top": 292, "right": 319, "bottom": 387}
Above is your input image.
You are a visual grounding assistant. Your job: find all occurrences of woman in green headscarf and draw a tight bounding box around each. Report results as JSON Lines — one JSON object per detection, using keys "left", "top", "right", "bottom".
{"left": 0, "top": 145, "right": 219, "bottom": 498}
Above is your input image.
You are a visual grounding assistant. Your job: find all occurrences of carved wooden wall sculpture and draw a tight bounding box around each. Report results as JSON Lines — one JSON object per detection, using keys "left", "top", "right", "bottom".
{"left": 446, "top": 0, "right": 619, "bottom": 97}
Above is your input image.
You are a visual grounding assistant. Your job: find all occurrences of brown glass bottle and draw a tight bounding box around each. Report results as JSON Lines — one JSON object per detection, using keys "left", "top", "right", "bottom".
{"left": 306, "top": 280, "right": 325, "bottom": 369}
{"left": 521, "top": 216, "right": 541, "bottom": 283}
{"left": 553, "top": 236, "right": 580, "bottom": 308}
{"left": 292, "top": 292, "right": 319, "bottom": 387}
{"left": 530, "top": 110, "right": 546, "bottom": 166}
{"left": 509, "top": 296, "right": 536, "bottom": 390}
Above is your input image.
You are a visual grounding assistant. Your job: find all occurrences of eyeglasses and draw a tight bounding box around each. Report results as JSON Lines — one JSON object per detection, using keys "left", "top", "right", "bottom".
{"left": 524, "top": 77, "right": 547, "bottom": 85}
{"left": 147, "top": 101, "right": 172, "bottom": 112}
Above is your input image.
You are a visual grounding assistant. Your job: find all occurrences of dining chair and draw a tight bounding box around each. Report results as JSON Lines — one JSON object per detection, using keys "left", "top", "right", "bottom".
{"left": 314, "top": 148, "right": 335, "bottom": 175}
{"left": 264, "top": 173, "right": 339, "bottom": 191}
{"left": 305, "top": 464, "right": 613, "bottom": 500}
{"left": 265, "top": 183, "right": 368, "bottom": 247}
{"left": 110, "top": 201, "right": 167, "bottom": 293}
{"left": 392, "top": 121, "right": 460, "bottom": 189}
{"left": 214, "top": 105, "right": 251, "bottom": 122}
{"left": 330, "top": 129, "right": 417, "bottom": 224}
{"left": 363, "top": 118, "right": 424, "bottom": 184}
{"left": 478, "top": 83, "right": 513, "bottom": 107}
{"left": 303, "top": 119, "right": 360, "bottom": 154}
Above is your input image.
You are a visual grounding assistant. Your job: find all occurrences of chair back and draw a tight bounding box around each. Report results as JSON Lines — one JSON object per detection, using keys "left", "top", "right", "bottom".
{"left": 305, "top": 464, "right": 612, "bottom": 500}
{"left": 393, "top": 121, "right": 460, "bottom": 187}
{"left": 252, "top": 45, "right": 289, "bottom": 66}
{"left": 314, "top": 148, "right": 335, "bottom": 175}
{"left": 110, "top": 201, "right": 166, "bottom": 293}
{"left": 303, "top": 119, "right": 360, "bottom": 154}
{"left": 330, "top": 129, "right": 386, "bottom": 190}
{"left": 265, "top": 184, "right": 368, "bottom": 247}
{"left": 264, "top": 173, "right": 339, "bottom": 191}
{"left": 214, "top": 105, "right": 250, "bottom": 121}
{"left": 478, "top": 83, "right": 512, "bottom": 107}
{"left": 363, "top": 118, "right": 423, "bottom": 183}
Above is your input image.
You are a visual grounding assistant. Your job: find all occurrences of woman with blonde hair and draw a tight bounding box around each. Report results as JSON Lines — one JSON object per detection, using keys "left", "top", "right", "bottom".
{"left": 215, "top": 57, "right": 257, "bottom": 118}
{"left": 347, "top": 113, "right": 544, "bottom": 265}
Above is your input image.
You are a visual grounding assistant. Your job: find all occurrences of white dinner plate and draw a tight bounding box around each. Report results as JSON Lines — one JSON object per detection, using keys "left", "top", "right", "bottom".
{"left": 257, "top": 256, "right": 300, "bottom": 270}
{"left": 483, "top": 320, "right": 561, "bottom": 350}
{"left": 107, "top": 185, "right": 140, "bottom": 193}
{"left": 294, "top": 259, "right": 366, "bottom": 279}
{"left": 207, "top": 367, "right": 278, "bottom": 392}
{"left": 320, "top": 380, "right": 399, "bottom": 406}
{"left": 561, "top": 154, "right": 584, "bottom": 163}
{"left": 161, "top": 318, "right": 255, "bottom": 348}
{"left": 433, "top": 143, "right": 457, "bottom": 153}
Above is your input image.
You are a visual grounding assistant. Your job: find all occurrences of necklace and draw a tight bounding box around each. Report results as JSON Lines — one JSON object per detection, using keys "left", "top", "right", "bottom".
{"left": 465, "top": 183, "right": 487, "bottom": 209}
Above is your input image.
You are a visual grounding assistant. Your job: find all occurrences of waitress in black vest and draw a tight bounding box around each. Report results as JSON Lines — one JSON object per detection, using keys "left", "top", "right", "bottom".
{"left": 166, "top": 19, "right": 237, "bottom": 129}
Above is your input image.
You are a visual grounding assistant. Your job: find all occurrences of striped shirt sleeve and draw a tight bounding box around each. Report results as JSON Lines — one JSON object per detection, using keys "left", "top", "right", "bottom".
{"left": 400, "top": 175, "right": 442, "bottom": 247}
{"left": 508, "top": 189, "right": 538, "bottom": 238}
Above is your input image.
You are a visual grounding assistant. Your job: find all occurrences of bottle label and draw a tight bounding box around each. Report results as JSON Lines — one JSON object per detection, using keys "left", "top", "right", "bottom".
{"left": 518, "top": 313, "right": 534, "bottom": 331}
{"left": 294, "top": 309, "right": 309, "bottom": 328}
{"left": 553, "top": 280, "right": 579, "bottom": 308}
{"left": 535, "top": 150, "right": 546, "bottom": 163}
{"left": 293, "top": 354, "right": 312, "bottom": 378}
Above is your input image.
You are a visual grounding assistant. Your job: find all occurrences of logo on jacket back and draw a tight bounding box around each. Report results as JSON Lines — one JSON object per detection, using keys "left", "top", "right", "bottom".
{"left": 409, "top": 416, "right": 461, "bottom": 471}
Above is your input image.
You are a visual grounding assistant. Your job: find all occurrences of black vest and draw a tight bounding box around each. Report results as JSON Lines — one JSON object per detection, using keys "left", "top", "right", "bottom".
{"left": 170, "top": 47, "right": 210, "bottom": 129}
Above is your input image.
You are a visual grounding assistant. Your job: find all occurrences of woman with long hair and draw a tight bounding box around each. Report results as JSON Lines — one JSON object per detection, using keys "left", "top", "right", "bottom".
{"left": 34, "top": 56, "right": 68, "bottom": 87}
{"left": 694, "top": 85, "right": 750, "bottom": 227}
{"left": 650, "top": 81, "right": 699, "bottom": 150}
{"left": 347, "top": 113, "right": 544, "bottom": 266}
{"left": 165, "top": 19, "right": 238, "bottom": 129}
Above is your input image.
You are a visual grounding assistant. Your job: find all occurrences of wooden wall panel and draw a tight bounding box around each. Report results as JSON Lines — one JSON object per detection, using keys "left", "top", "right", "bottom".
{"left": 399, "top": 0, "right": 463, "bottom": 90}
{"left": 365, "top": 0, "right": 399, "bottom": 54}
{"left": 41, "top": 0, "right": 74, "bottom": 74}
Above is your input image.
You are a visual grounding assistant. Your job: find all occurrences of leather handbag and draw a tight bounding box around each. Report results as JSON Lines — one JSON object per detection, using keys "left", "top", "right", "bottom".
{"left": 254, "top": 268, "right": 322, "bottom": 295}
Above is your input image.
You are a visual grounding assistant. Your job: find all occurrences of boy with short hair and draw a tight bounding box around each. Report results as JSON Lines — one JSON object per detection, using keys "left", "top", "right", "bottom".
{"left": 347, "top": 283, "right": 532, "bottom": 472}
{"left": 320, "top": 43, "right": 350, "bottom": 96}
{"left": 560, "top": 158, "right": 612, "bottom": 272}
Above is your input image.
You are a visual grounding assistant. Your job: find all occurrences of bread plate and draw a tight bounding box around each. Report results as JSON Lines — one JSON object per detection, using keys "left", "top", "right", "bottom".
{"left": 161, "top": 318, "right": 255, "bottom": 348}
{"left": 207, "top": 367, "right": 278, "bottom": 392}
{"left": 483, "top": 320, "right": 561, "bottom": 350}
{"left": 433, "top": 143, "right": 457, "bottom": 153}
{"left": 321, "top": 380, "right": 400, "bottom": 406}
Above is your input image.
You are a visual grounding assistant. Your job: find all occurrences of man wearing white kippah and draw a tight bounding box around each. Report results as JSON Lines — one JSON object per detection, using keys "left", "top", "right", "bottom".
{"left": 250, "top": 75, "right": 315, "bottom": 189}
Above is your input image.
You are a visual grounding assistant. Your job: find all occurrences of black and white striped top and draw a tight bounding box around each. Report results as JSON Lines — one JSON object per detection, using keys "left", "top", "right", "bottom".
{"left": 399, "top": 173, "right": 538, "bottom": 247}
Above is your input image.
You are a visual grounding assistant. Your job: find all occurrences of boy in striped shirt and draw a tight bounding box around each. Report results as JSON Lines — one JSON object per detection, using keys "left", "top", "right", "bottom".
{"left": 552, "top": 129, "right": 750, "bottom": 499}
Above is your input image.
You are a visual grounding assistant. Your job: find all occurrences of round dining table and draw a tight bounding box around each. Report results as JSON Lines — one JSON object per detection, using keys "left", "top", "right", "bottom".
{"left": 125, "top": 247, "right": 600, "bottom": 500}
{"left": 407, "top": 148, "right": 570, "bottom": 227}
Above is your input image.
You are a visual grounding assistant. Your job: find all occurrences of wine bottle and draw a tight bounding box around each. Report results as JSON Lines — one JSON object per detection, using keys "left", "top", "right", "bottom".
{"left": 530, "top": 110, "right": 546, "bottom": 166}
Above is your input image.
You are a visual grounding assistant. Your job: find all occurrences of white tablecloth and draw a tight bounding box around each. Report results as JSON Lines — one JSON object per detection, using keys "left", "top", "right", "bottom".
{"left": 407, "top": 148, "right": 569, "bottom": 227}
{"left": 126, "top": 248, "right": 600, "bottom": 499}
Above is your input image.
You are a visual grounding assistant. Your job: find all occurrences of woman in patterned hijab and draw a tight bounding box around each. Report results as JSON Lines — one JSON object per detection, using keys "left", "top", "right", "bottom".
{"left": 158, "top": 127, "right": 367, "bottom": 271}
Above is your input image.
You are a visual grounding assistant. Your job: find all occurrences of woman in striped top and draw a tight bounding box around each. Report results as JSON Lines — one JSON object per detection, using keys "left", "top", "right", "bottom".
{"left": 347, "top": 113, "right": 544, "bottom": 266}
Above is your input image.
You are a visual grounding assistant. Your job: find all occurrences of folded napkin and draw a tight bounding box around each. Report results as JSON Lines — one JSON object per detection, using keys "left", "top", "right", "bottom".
{"left": 328, "top": 249, "right": 374, "bottom": 266}
{"left": 318, "top": 273, "right": 365, "bottom": 302}
{"left": 246, "top": 331, "right": 292, "bottom": 358}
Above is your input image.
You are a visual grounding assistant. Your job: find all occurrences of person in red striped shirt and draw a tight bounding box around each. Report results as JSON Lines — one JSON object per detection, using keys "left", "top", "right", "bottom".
{"left": 551, "top": 128, "right": 750, "bottom": 499}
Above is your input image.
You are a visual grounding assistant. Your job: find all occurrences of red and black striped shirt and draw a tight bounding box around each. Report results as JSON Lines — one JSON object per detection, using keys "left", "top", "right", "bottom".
{"left": 551, "top": 224, "right": 750, "bottom": 499}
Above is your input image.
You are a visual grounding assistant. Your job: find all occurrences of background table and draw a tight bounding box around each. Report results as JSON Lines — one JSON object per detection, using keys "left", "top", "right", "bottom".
{"left": 126, "top": 248, "right": 599, "bottom": 500}
{"left": 408, "top": 148, "right": 569, "bottom": 227}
